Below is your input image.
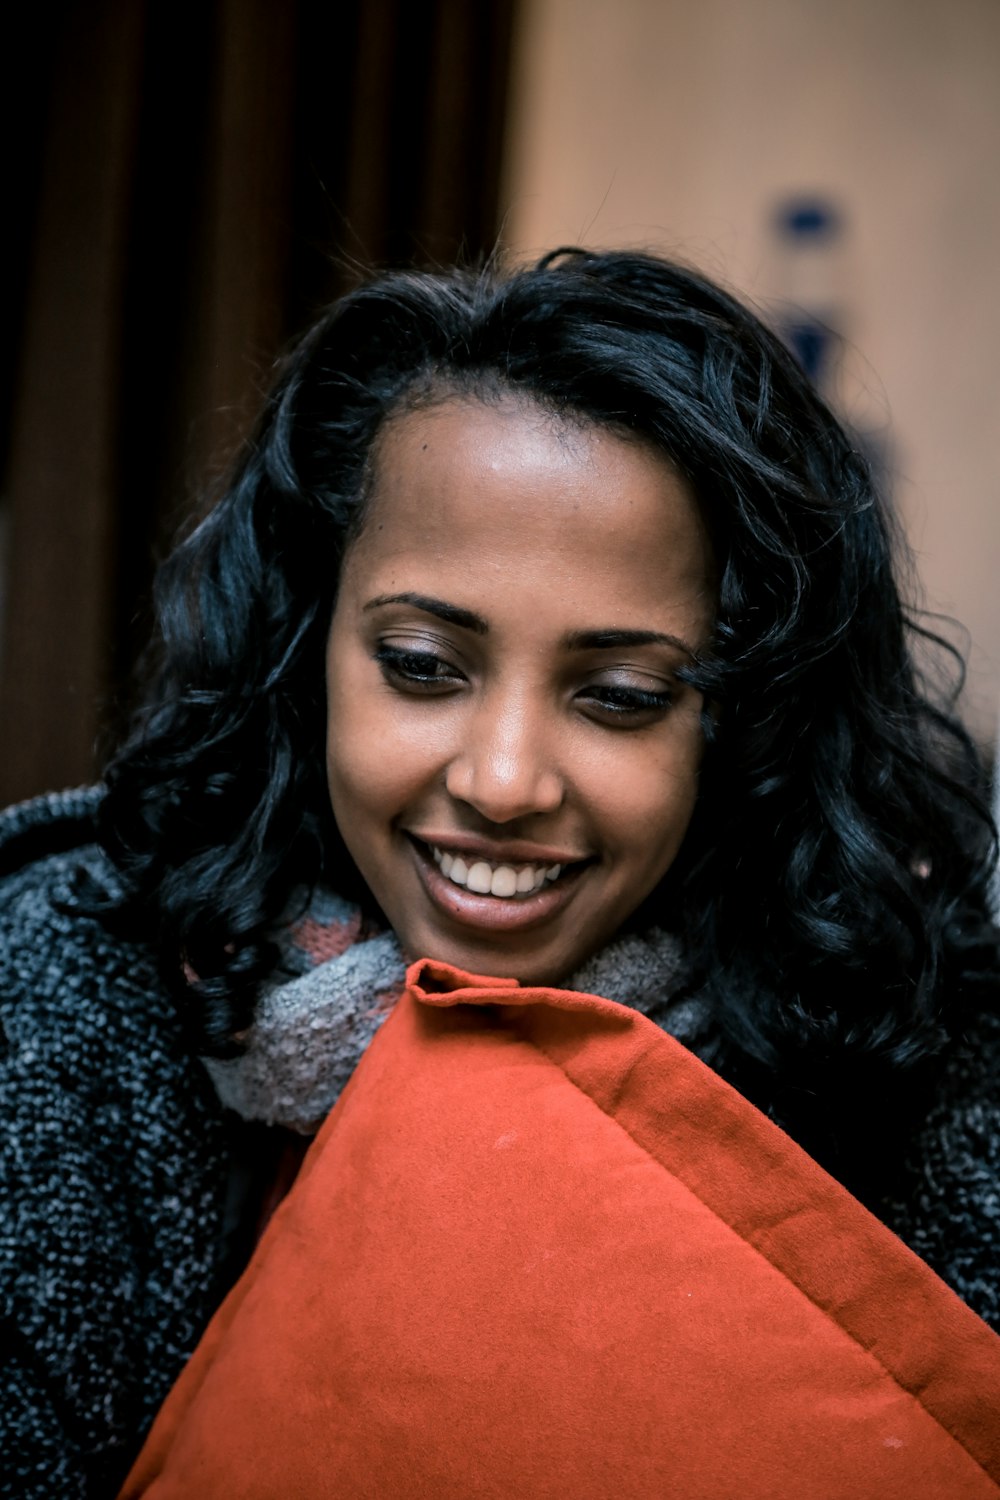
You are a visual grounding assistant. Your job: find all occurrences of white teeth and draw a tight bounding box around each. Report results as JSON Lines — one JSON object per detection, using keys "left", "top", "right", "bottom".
{"left": 490, "top": 866, "right": 518, "bottom": 898}
{"left": 427, "top": 844, "right": 568, "bottom": 899}
{"left": 467, "top": 861, "right": 494, "bottom": 894}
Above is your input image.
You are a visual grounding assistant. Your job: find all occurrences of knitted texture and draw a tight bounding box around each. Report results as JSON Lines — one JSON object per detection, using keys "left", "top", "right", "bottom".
{"left": 878, "top": 1004, "right": 1000, "bottom": 1330}
{"left": 0, "top": 789, "right": 230, "bottom": 1499}
{"left": 206, "top": 905, "right": 695, "bottom": 1135}
{"left": 204, "top": 910, "right": 408, "bottom": 1135}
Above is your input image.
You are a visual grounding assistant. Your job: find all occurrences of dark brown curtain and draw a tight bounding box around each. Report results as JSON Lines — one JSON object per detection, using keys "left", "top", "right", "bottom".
{"left": 0, "top": 0, "right": 518, "bottom": 806}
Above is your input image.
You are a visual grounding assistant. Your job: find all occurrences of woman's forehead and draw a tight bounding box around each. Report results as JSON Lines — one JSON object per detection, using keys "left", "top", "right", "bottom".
{"left": 343, "top": 396, "right": 716, "bottom": 642}
{"left": 364, "top": 395, "right": 701, "bottom": 533}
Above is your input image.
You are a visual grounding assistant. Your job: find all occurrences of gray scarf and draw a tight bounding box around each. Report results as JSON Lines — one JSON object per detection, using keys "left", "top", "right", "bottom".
{"left": 204, "top": 889, "right": 716, "bottom": 1134}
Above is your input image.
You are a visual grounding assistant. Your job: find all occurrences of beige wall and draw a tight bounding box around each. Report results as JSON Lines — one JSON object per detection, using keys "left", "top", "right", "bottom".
{"left": 501, "top": 0, "right": 1000, "bottom": 740}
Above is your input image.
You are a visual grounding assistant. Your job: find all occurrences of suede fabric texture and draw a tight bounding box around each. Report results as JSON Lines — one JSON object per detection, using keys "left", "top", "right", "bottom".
{"left": 121, "top": 961, "right": 1000, "bottom": 1500}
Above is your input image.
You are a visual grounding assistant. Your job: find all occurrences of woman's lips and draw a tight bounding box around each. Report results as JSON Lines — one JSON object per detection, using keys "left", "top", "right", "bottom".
{"left": 407, "top": 836, "right": 590, "bottom": 933}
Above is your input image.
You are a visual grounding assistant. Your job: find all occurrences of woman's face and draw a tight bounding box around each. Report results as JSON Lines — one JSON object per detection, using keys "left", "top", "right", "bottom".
{"left": 325, "top": 395, "right": 715, "bottom": 985}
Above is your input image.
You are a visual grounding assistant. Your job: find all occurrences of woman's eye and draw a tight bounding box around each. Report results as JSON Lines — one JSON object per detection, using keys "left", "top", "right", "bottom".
{"left": 582, "top": 683, "right": 674, "bottom": 722}
{"left": 374, "top": 644, "right": 463, "bottom": 690}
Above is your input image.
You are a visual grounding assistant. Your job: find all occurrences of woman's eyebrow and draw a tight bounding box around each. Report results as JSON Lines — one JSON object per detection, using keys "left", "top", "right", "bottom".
{"left": 363, "top": 598, "right": 694, "bottom": 656}
{"left": 564, "top": 627, "right": 695, "bottom": 656}
{"left": 363, "top": 592, "right": 488, "bottom": 634}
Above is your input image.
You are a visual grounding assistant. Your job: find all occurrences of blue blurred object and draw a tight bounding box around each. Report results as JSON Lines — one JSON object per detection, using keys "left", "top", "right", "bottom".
{"left": 780, "top": 318, "right": 831, "bottom": 385}
{"left": 771, "top": 195, "right": 844, "bottom": 388}
{"left": 774, "top": 199, "right": 842, "bottom": 241}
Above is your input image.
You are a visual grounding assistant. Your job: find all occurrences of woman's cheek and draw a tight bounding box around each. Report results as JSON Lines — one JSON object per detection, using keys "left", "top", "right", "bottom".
{"left": 625, "top": 733, "right": 704, "bottom": 879}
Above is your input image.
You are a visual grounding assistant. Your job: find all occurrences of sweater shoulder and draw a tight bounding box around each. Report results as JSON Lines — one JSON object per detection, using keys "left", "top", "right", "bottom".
{"left": 0, "top": 785, "right": 105, "bottom": 873}
{"left": 0, "top": 788, "right": 171, "bottom": 1045}
{"left": 879, "top": 1000, "right": 1000, "bottom": 1329}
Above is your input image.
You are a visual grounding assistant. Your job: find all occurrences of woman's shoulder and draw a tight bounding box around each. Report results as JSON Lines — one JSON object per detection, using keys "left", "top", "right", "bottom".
{"left": 879, "top": 998, "right": 1000, "bottom": 1329}
{"left": 0, "top": 785, "right": 168, "bottom": 1041}
{"left": 0, "top": 783, "right": 105, "bottom": 867}
{"left": 0, "top": 783, "right": 230, "bottom": 1116}
{"left": 0, "top": 784, "right": 120, "bottom": 954}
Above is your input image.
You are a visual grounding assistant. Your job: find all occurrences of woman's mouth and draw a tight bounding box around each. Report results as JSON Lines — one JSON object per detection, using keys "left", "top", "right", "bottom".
{"left": 406, "top": 835, "right": 591, "bottom": 933}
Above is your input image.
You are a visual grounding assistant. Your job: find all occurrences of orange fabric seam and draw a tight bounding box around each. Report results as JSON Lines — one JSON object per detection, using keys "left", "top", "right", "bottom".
{"left": 520, "top": 1025, "right": 1000, "bottom": 1491}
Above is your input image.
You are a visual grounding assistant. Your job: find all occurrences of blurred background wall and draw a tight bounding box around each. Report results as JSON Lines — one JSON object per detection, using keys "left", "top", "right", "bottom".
{"left": 500, "top": 0, "right": 1000, "bottom": 743}
{"left": 2, "top": 0, "right": 998, "bottom": 804}
{"left": 0, "top": 0, "right": 516, "bottom": 805}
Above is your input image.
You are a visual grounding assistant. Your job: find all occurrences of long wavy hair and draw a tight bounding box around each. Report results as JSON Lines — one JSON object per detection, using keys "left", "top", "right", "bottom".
{"left": 99, "top": 248, "right": 998, "bottom": 1183}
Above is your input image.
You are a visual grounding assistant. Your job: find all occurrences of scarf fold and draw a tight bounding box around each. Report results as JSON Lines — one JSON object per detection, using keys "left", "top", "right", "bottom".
{"left": 203, "top": 888, "right": 711, "bottom": 1134}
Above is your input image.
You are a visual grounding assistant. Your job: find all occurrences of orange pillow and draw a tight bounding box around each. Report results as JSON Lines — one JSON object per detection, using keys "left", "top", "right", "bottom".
{"left": 121, "top": 961, "right": 1000, "bottom": 1499}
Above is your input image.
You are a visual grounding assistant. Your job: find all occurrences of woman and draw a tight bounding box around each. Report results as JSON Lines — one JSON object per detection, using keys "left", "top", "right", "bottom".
{"left": 2, "top": 249, "right": 998, "bottom": 1497}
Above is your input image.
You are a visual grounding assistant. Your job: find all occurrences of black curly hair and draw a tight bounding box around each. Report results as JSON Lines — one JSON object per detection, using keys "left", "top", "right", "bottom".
{"left": 98, "top": 248, "right": 998, "bottom": 1184}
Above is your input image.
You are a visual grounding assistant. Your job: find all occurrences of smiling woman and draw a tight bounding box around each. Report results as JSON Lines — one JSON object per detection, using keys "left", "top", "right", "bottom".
{"left": 2, "top": 249, "right": 999, "bottom": 1496}
{"left": 325, "top": 396, "right": 713, "bottom": 983}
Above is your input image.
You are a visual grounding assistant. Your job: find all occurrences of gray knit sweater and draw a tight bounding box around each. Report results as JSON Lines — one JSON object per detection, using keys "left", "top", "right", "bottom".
{"left": 0, "top": 790, "right": 230, "bottom": 1498}
{"left": 1, "top": 788, "right": 998, "bottom": 1498}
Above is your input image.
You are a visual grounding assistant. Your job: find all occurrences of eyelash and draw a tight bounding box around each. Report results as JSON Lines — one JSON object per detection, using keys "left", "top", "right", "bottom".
{"left": 374, "top": 644, "right": 673, "bottom": 723}
{"left": 375, "top": 645, "right": 458, "bottom": 686}
{"left": 587, "top": 683, "right": 674, "bottom": 717}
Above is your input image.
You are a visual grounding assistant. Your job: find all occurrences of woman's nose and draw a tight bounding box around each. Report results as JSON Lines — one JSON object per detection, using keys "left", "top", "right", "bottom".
{"left": 444, "top": 696, "right": 565, "bottom": 824}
